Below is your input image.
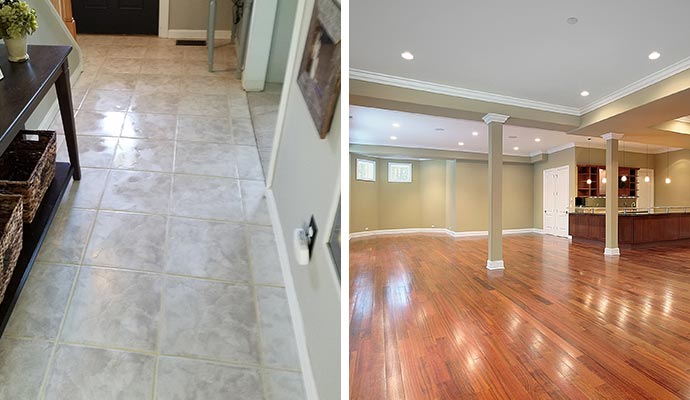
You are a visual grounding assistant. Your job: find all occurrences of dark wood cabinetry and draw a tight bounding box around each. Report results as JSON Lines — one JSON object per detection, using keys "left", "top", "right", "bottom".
{"left": 577, "top": 165, "right": 639, "bottom": 197}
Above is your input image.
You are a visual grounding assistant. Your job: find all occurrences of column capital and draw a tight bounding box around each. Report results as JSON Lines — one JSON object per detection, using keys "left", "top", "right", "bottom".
{"left": 483, "top": 113, "right": 510, "bottom": 124}
{"left": 601, "top": 133, "right": 624, "bottom": 141}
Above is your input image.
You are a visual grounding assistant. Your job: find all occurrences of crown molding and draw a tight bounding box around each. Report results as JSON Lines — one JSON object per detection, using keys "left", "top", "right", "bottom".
{"left": 580, "top": 55, "right": 690, "bottom": 114}
{"left": 601, "top": 133, "right": 624, "bottom": 141}
{"left": 483, "top": 113, "right": 510, "bottom": 124}
{"left": 352, "top": 55, "right": 690, "bottom": 117}
{"left": 350, "top": 69, "right": 582, "bottom": 116}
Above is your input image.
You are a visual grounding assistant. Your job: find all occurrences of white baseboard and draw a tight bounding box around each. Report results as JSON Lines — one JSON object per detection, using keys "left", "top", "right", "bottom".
{"left": 349, "top": 228, "right": 450, "bottom": 238}
{"left": 350, "top": 227, "right": 544, "bottom": 239}
{"left": 486, "top": 260, "right": 505, "bottom": 270}
{"left": 265, "top": 189, "right": 318, "bottom": 400}
{"left": 604, "top": 247, "right": 621, "bottom": 256}
{"left": 165, "top": 29, "right": 232, "bottom": 40}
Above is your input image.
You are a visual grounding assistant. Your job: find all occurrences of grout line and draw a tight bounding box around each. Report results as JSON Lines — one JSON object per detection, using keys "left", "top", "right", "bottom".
{"left": 67, "top": 207, "right": 273, "bottom": 228}
{"left": 36, "top": 264, "right": 82, "bottom": 400}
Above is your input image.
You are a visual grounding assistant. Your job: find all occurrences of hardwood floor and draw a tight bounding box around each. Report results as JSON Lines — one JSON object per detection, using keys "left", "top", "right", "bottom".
{"left": 349, "top": 233, "right": 690, "bottom": 399}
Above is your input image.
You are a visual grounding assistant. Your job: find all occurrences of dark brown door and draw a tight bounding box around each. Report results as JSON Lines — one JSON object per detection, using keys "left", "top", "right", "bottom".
{"left": 73, "top": 0, "right": 158, "bottom": 35}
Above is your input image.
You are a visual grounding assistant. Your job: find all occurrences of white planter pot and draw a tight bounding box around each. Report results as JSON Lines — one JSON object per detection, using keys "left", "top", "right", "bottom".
{"left": 4, "top": 36, "right": 29, "bottom": 62}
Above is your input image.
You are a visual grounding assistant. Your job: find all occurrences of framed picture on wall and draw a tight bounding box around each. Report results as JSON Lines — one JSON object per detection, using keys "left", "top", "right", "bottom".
{"left": 297, "top": 0, "right": 341, "bottom": 139}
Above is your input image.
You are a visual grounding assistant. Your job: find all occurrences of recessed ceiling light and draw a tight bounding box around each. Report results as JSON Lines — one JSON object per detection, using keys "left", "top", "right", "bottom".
{"left": 566, "top": 16, "right": 578, "bottom": 25}
{"left": 513, "top": 146, "right": 519, "bottom": 151}
{"left": 401, "top": 51, "right": 414, "bottom": 60}
{"left": 458, "top": 142, "right": 464, "bottom": 146}
{"left": 648, "top": 51, "right": 661, "bottom": 60}
{"left": 392, "top": 122, "right": 400, "bottom": 128}
{"left": 580, "top": 90, "right": 590, "bottom": 97}
{"left": 472, "top": 131, "right": 479, "bottom": 136}
{"left": 390, "top": 136, "right": 397, "bottom": 140}
{"left": 534, "top": 138, "right": 541, "bottom": 142}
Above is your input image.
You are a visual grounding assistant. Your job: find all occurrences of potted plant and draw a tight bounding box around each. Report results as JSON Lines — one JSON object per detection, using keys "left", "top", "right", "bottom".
{"left": 0, "top": 0, "right": 38, "bottom": 62}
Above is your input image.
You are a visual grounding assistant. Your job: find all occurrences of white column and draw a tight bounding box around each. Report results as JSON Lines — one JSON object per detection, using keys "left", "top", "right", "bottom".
{"left": 602, "top": 133, "right": 623, "bottom": 256}
{"left": 483, "top": 113, "right": 510, "bottom": 270}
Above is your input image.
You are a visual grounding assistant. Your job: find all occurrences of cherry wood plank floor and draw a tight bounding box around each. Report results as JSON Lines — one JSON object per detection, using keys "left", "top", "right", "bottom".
{"left": 349, "top": 234, "right": 690, "bottom": 400}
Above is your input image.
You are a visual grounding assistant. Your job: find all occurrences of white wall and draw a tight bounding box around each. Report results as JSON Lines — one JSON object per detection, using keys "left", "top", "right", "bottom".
{"left": 267, "top": 0, "right": 340, "bottom": 398}
{"left": 266, "top": 0, "right": 298, "bottom": 83}
{"left": 22, "top": 0, "right": 83, "bottom": 129}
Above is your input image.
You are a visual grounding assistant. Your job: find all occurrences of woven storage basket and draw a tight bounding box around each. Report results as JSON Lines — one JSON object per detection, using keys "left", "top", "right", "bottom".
{"left": 0, "top": 194, "right": 23, "bottom": 304}
{"left": 0, "top": 131, "right": 56, "bottom": 223}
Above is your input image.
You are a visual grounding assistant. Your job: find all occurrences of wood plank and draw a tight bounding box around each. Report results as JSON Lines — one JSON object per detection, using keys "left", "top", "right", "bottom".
{"left": 350, "top": 233, "right": 690, "bottom": 399}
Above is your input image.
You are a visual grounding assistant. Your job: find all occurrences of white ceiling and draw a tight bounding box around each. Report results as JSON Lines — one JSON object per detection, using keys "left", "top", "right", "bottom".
{"left": 349, "top": 106, "right": 671, "bottom": 156}
{"left": 350, "top": 0, "right": 690, "bottom": 112}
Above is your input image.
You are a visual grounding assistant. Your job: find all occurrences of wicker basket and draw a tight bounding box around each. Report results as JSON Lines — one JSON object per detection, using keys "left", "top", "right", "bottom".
{"left": 0, "top": 131, "right": 57, "bottom": 223}
{"left": 0, "top": 194, "right": 23, "bottom": 304}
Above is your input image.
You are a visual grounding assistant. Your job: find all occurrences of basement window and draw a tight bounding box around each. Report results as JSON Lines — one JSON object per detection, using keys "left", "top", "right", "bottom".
{"left": 356, "top": 159, "right": 376, "bottom": 181}
{"left": 388, "top": 162, "right": 412, "bottom": 183}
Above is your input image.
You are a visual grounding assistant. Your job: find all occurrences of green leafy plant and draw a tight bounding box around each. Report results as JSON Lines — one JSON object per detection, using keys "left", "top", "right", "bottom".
{"left": 0, "top": 0, "right": 38, "bottom": 39}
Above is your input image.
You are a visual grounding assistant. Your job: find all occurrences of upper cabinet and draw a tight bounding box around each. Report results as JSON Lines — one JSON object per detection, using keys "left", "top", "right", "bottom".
{"left": 577, "top": 165, "right": 639, "bottom": 197}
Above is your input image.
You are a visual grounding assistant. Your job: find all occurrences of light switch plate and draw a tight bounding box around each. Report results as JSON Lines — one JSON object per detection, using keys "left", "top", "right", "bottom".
{"left": 307, "top": 215, "right": 318, "bottom": 259}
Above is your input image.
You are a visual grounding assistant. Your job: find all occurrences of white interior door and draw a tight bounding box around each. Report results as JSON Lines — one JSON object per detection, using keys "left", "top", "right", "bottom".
{"left": 543, "top": 166, "right": 569, "bottom": 237}
{"left": 637, "top": 168, "right": 654, "bottom": 210}
{"left": 555, "top": 166, "right": 570, "bottom": 237}
{"left": 543, "top": 170, "right": 556, "bottom": 235}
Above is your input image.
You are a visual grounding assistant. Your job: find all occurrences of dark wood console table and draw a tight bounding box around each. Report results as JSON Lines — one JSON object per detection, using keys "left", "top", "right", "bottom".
{"left": 0, "top": 45, "right": 81, "bottom": 335}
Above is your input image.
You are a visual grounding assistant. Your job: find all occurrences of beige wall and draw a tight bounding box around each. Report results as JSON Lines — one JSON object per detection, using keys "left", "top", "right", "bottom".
{"left": 349, "top": 154, "right": 379, "bottom": 232}
{"left": 455, "top": 161, "right": 488, "bottom": 231}
{"left": 420, "top": 160, "right": 447, "bottom": 228}
{"left": 533, "top": 148, "right": 576, "bottom": 229}
{"left": 350, "top": 154, "right": 534, "bottom": 233}
{"left": 169, "top": 0, "right": 232, "bottom": 30}
{"left": 574, "top": 147, "right": 654, "bottom": 169}
{"left": 269, "top": 0, "right": 339, "bottom": 397}
{"left": 655, "top": 149, "right": 690, "bottom": 206}
{"left": 378, "top": 159, "right": 422, "bottom": 229}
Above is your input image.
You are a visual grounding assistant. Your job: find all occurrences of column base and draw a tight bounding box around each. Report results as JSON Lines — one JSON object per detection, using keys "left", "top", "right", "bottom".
{"left": 604, "top": 247, "right": 620, "bottom": 256}
{"left": 486, "top": 260, "right": 505, "bottom": 270}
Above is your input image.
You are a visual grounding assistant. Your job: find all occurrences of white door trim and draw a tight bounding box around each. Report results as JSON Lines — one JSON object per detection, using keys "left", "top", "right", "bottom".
{"left": 158, "top": 0, "right": 169, "bottom": 37}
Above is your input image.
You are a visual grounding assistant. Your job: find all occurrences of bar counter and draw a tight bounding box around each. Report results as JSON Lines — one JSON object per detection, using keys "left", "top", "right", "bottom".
{"left": 569, "top": 207, "right": 690, "bottom": 248}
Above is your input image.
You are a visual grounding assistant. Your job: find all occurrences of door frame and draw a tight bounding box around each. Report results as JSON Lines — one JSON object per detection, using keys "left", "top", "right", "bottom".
{"left": 158, "top": 0, "right": 169, "bottom": 37}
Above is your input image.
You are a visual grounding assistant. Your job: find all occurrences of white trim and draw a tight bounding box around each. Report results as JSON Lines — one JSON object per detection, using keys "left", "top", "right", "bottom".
{"left": 350, "top": 69, "right": 582, "bottom": 116}
{"left": 349, "top": 227, "right": 544, "bottom": 239}
{"left": 166, "top": 29, "right": 232, "bottom": 40}
{"left": 482, "top": 113, "right": 510, "bottom": 124}
{"left": 158, "top": 0, "right": 170, "bottom": 37}
{"left": 486, "top": 260, "right": 505, "bottom": 270}
{"left": 604, "top": 247, "right": 621, "bottom": 256}
{"left": 580, "top": 55, "right": 690, "bottom": 114}
{"left": 601, "top": 133, "right": 624, "bottom": 141}
{"left": 265, "top": 189, "right": 318, "bottom": 400}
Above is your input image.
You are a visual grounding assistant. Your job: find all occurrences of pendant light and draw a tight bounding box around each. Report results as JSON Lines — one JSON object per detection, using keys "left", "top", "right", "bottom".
{"left": 586, "top": 138, "right": 592, "bottom": 185}
{"left": 664, "top": 146, "right": 671, "bottom": 184}
{"left": 620, "top": 141, "right": 627, "bottom": 182}
{"left": 644, "top": 144, "right": 650, "bottom": 183}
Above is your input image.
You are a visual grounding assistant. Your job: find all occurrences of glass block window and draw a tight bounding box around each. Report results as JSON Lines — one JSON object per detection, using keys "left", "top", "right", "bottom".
{"left": 356, "top": 159, "right": 376, "bottom": 181}
{"left": 388, "top": 162, "right": 412, "bottom": 183}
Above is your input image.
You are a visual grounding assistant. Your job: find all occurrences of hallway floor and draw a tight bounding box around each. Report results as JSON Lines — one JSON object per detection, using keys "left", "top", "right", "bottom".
{"left": 0, "top": 35, "right": 304, "bottom": 400}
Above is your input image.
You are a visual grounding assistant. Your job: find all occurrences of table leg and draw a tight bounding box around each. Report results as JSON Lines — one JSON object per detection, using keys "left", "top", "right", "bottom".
{"left": 208, "top": 0, "right": 217, "bottom": 72}
{"left": 55, "top": 61, "right": 81, "bottom": 180}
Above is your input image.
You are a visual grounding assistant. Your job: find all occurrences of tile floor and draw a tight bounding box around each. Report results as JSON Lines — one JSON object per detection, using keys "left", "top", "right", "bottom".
{"left": 0, "top": 35, "right": 304, "bottom": 400}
